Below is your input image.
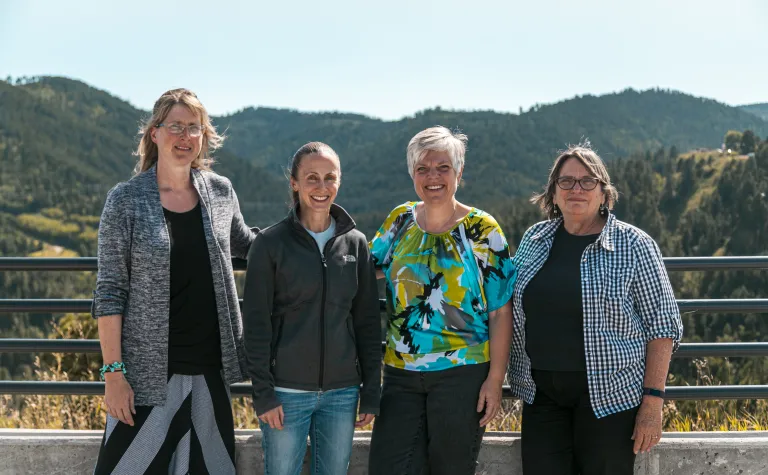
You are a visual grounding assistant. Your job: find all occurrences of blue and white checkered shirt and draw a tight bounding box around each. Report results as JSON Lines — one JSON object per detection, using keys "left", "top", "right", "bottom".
{"left": 507, "top": 213, "right": 683, "bottom": 418}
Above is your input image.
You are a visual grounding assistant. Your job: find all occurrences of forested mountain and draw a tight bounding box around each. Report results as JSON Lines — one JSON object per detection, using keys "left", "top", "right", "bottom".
{"left": 0, "top": 77, "right": 287, "bottom": 237}
{"left": 742, "top": 103, "right": 768, "bottom": 121}
{"left": 1, "top": 76, "right": 767, "bottom": 395}
{"left": 220, "top": 89, "right": 768, "bottom": 230}
{"left": 3, "top": 77, "right": 767, "bottom": 234}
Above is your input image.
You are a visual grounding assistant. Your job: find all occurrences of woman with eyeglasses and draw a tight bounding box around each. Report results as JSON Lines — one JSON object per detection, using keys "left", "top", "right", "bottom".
{"left": 91, "top": 88, "right": 256, "bottom": 474}
{"left": 507, "top": 142, "right": 683, "bottom": 475}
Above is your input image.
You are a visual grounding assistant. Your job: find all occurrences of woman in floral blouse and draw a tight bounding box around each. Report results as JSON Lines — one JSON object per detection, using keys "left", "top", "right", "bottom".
{"left": 367, "top": 126, "right": 516, "bottom": 475}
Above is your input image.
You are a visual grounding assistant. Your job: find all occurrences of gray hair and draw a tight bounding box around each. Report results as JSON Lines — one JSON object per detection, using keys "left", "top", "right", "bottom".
{"left": 406, "top": 126, "right": 467, "bottom": 178}
{"left": 531, "top": 140, "right": 619, "bottom": 219}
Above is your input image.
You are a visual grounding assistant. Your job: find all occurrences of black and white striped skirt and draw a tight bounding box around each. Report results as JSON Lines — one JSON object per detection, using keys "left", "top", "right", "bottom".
{"left": 93, "top": 371, "right": 235, "bottom": 475}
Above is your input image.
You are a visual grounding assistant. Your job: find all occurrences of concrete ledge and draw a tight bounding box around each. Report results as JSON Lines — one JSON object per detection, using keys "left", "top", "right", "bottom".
{"left": 1, "top": 430, "right": 767, "bottom": 474}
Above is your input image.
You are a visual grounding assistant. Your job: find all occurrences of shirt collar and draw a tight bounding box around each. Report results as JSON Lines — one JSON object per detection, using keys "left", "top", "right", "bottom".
{"left": 596, "top": 213, "right": 616, "bottom": 251}
{"left": 289, "top": 202, "right": 356, "bottom": 236}
{"left": 531, "top": 213, "right": 616, "bottom": 252}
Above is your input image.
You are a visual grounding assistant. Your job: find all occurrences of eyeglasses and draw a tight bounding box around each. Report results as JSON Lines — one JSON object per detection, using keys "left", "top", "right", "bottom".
{"left": 556, "top": 176, "right": 601, "bottom": 191}
{"left": 156, "top": 123, "right": 204, "bottom": 137}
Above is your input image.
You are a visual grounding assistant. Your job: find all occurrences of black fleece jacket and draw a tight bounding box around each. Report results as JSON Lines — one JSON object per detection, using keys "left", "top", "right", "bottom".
{"left": 242, "top": 203, "right": 382, "bottom": 415}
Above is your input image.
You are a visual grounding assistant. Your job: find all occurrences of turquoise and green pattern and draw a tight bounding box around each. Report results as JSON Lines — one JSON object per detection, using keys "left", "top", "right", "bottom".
{"left": 369, "top": 202, "right": 516, "bottom": 371}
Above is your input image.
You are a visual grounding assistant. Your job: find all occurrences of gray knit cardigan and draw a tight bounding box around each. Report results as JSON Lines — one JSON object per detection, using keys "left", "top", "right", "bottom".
{"left": 92, "top": 165, "right": 256, "bottom": 406}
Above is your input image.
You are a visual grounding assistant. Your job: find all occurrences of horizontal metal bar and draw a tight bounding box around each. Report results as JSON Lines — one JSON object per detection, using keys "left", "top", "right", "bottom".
{"left": 0, "top": 381, "right": 106, "bottom": 395}
{"left": 0, "top": 299, "right": 389, "bottom": 313}
{"left": 677, "top": 299, "right": 768, "bottom": 313}
{"left": 2, "top": 256, "right": 768, "bottom": 272}
{"left": 0, "top": 257, "right": 98, "bottom": 271}
{"left": 3, "top": 339, "right": 767, "bottom": 359}
{"left": 0, "top": 339, "right": 102, "bottom": 353}
{"left": 0, "top": 299, "right": 93, "bottom": 313}
{"left": 0, "top": 257, "right": 248, "bottom": 271}
{"left": 673, "top": 342, "right": 768, "bottom": 358}
{"left": 662, "top": 385, "right": 768, "bottom": 400}
{"left": 663, "top": 256, "right": 768, "bottom": 271}
{"left": 2, "top": 381, "right": 767, "bottom": 400}
{"left": 2, "top": 299, "right": 766, "bottom": 315}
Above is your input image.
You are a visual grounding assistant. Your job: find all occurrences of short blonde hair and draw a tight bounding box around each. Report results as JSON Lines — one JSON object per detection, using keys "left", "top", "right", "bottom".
{"left": 532, "top": 141, "right": 619, "bottom": 219}
{"left": 134, "top": 88, "right": 224, "bottom": 174}
{"left": 406, "top": 126, "right": 467, "bottom": 178}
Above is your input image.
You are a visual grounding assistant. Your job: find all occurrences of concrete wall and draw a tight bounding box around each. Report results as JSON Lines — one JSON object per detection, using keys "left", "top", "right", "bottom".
{"left": 1, "top": 429, "right": 767, "bottom": 474}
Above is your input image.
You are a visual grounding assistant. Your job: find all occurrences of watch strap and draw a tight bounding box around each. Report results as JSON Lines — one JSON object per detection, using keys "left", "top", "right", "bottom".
{"left": 642, "top": 387, "right": 665, "bottom": 399}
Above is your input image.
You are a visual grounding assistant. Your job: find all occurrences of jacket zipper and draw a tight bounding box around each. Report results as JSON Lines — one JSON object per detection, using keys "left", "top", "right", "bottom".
{"left": 318, "top": 234, "right": 338, "bottom": 388}
{"left": 295, "top": 215, "right": 343, "bottom": 390}
{"left": 319, "top": 251, "right": 328, "bottom": 388}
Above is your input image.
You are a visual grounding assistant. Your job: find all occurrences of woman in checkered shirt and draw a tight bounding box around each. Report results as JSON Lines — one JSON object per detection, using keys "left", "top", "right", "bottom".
{"left": 507, "top": 142, "right": 683, "bottom": 475}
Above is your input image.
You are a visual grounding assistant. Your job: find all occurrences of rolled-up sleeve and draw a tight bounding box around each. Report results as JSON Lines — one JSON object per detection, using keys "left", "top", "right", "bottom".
{"left": 92, "top": 184, "right": 132, "bottom": 318}
{"left": 631, "top": 235, "right": 683, "bottom": 351}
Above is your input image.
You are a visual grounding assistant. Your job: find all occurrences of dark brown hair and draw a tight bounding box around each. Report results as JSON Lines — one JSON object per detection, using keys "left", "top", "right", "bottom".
{"left": 531, "top": 141, "right": 619, "bottom": 219}
{"left": 287, "top": 142, "right": 340, "bottom": 207}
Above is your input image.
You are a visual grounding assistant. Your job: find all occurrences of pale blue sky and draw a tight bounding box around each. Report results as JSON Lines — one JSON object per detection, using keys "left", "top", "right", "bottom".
{"left": 2, "top": 0, "right": 766, "bottom": 120}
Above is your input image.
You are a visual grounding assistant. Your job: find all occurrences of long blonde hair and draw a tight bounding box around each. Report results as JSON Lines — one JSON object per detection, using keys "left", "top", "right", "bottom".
{"left": 134, "top": 88, "right": 224, "bottom": 174}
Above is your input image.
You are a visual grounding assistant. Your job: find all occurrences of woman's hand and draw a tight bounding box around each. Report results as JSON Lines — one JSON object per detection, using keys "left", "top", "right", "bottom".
{"left": 355, "top": 413, "right": 375, "bottom": 428}
{"left": 477, "top": 376, "right": 503, "bottom": 427}
{"left": 632, "top": 397, "right": 664, "bottom": 454}
{"left": 259, "top": 406, "right": 285, "bottom": 430}
{"left": 104, "top": 372, "right": 135, "bottom": 426}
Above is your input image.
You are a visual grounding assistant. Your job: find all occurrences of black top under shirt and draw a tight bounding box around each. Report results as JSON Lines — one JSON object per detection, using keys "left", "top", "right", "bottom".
{"left": 523, "top": 225, "right": 600, "bottom": 372}
{"left": 163, "top": 202, "right": 222, "bottom": 374}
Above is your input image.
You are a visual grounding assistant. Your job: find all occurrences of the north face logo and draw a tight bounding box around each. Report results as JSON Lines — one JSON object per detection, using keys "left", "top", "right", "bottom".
{"left": 343, "top": 255, "right": 356, "bottom": 263}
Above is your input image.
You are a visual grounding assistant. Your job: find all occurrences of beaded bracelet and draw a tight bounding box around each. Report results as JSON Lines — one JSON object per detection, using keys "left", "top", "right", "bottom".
{"left": 99, "top": 362, "right": 127, "bottom": 381}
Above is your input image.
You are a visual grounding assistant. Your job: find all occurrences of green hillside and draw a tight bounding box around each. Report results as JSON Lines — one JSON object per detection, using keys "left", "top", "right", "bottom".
{"left": 220, "top": 89, "right": 768, "bottom": 230}
{"left": 3, "top": 77, "right": 766, "bottom": 239}
{"left": 741, "top": 103, "right": 768, "bottom": 121}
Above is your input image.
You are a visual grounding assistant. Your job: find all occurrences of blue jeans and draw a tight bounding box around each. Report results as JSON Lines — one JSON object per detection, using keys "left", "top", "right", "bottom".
{"left": 261, "top": 386, "right": 359, "bottom": 475}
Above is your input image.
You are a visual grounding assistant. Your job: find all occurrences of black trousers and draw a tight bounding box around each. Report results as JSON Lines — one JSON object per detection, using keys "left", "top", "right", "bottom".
{"left": 368, "top": 363, "right": 490, "bottom": 475}
{"left": 521, "top": 370, "right": 638, "bottom": 475}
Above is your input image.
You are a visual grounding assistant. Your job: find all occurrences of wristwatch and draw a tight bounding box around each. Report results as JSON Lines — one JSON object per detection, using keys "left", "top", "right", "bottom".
{"left": 642, "top": 387, "right": 665, "bottom": 399}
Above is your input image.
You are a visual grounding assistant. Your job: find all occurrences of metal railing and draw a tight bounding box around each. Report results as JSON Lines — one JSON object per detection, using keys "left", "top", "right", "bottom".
{"left": 1, "top": 256, "right": 768, "bottom": 401}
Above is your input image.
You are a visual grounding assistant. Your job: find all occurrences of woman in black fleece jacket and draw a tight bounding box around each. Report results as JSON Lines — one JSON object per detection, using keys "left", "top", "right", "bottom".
{"left": 242, "top": 141, "right": 381, "bottom": 475}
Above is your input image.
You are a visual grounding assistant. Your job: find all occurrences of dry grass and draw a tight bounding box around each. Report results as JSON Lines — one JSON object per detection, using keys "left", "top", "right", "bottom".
{"left": 663, "top": 358, "right": 768, "bottom": 432}
{"left": 1, "top": 315, "right": 763, "bottom": 432}
{"left": 1, "top": 356, "right": 104, "bottom": 430}
{"left": 7, "top": 356, "right": 763, "bottom": 433}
